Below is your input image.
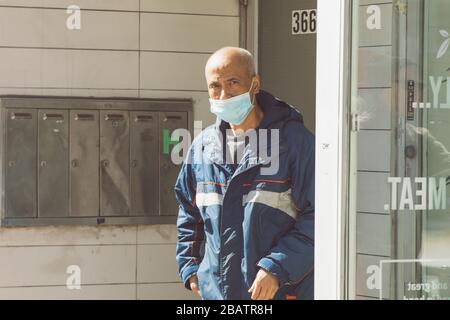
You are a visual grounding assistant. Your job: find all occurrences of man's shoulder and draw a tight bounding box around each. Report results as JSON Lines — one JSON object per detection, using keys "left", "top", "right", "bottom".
{"left": 280, "top": 120, "right": 315, "bottom": 151}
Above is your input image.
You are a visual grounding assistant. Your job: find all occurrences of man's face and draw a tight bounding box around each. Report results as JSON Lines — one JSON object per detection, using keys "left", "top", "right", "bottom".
{"left": 205, "top": 58, "right": 258, "bottom": 101}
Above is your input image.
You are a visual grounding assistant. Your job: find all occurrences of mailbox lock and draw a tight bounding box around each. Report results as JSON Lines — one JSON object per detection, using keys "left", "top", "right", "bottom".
{"left": 102, "top": 160, "right": 110, "bottom": 168}
{"left": 40, "top": 161, "right": 47, "bottom": 167}
{"left": 71, "top": 159, "right": 79, "bottom": 168}
{"left": 131, "top": 160, "right": 138, "bottom": 168}
{"left": 8, "top": 160, "right": 15, "bottom": 167}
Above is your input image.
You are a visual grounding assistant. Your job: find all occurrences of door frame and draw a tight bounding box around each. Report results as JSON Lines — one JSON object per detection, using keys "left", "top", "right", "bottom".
{"left": 241, "top": 0, "right": 259, "bottom": 71}
{"left": 315, "top": 0, "right": 352, "bottom": 300}
{"left": 247, "top": 0, "right": 353, "bottom": 299}
{"left": 394, "top": 0, "right": 424, "bottom": 299}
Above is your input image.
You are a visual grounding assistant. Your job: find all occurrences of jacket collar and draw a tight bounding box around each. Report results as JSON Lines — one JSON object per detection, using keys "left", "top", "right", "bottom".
{"left": 204, "top": 90, "right": 292, "bottom": 169}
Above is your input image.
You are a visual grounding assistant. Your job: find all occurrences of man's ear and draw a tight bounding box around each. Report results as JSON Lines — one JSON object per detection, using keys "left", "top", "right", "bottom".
{"left": 250, "top": 75, "right": 261, "bottom": 105}
{"left": 252, "top": 75, "right": 261, "bottom": 94}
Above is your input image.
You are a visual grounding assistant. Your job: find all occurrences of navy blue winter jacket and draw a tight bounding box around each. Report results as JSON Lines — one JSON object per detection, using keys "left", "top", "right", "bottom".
{"left": 175, "top": 90, "right": 315, "bottom": 300}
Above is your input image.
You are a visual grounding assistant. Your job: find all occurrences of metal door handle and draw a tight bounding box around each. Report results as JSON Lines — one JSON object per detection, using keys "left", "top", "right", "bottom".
{"left": 405, "top": 145, "right": 416, "bottom": 159}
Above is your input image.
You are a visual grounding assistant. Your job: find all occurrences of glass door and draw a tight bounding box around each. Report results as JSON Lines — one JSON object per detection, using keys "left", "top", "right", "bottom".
{"left": 419, "top": 0, "right": 450, "bottom": 299}
{"left": 348, "top": 0, "right": 450, "bottom": 300}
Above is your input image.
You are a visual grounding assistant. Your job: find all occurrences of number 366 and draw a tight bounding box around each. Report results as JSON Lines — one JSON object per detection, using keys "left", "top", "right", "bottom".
{"left": 292, "top": 9, "right": 317, "bottom": 35}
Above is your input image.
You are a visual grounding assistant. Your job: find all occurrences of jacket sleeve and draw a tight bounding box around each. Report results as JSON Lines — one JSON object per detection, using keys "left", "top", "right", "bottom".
{"left": 257, "top": 132, "right": 315, "bottom": 286}
{"left": 174, "top": 149, "right": 205, "bottom": 290}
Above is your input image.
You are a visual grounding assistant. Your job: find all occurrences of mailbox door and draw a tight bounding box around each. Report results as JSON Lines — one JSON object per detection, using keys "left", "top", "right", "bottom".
{"left": 69, "top": 110, "right": 99, "bottom": 217}
{"left": 130, "top": 111, "right": 158, "bottom": 216}
{"left": 5, "top": 109, "right": 37, "bottom": 218}
{"left": 159, "top": 111, "right": 188, "bottom": 216}
{"left": 38, "top": 109, "right": 69, "bottom": 217}
{"left": 100, "top": 110, "right": 130, "bottom": 216}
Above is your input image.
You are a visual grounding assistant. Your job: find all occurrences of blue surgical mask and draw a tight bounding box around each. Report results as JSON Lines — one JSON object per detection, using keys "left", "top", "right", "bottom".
{"left": 209, "top": 79, "right": 256, "bottom": 125}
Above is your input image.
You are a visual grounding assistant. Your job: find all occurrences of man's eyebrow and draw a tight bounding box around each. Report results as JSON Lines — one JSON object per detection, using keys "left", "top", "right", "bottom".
{"left": 208, "top": 77, "right": 241, "bottom": 86}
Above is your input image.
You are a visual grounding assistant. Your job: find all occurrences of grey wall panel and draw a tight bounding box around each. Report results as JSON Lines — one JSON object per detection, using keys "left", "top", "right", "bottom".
{"left": 358, "top": 3, "right": 393, "bottom": 47}
{"left": 0, "top": 284, "right": 136, "bottom": 300}
{"left": 0, "top": 0, "right": 139, "bottom": 10}
{"left": 357, "top": 130, "right": 392, "bottom": 172}
{"left": 140, "top": 52, "right": 209, "bottom": 91}
{"left": 140, "top": 0, "right": 239, "bottom": 16}
{"left": 0, "top": 48, "right": 138, "bottom": 89}
{"left": 140, "top": 13, "right": 238, "bottom": 52}
{"left": 0, "top": 8, "right": 139, "bottom": 50}
{"left": 357, "top": 213, "right": 392, "bottom": 256}
{"left": 357, "top": 172, "right": 391, "bottom": 214}
{"left": 0, "top": 245, "right": 136, "bottom": 287}
{"left": 357, "top": 88, "right": 392, "bottom": 130}
{"left": 356, "top": 254, "right": 391, "bottom": 299}
{"left": 358, "top": 46, "right": 392, "bottom": 88}
{"left": 137, "top": 244, "right": 179, "bottom": 283}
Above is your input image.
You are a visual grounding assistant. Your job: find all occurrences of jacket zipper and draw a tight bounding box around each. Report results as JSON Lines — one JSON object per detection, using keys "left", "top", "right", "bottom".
{"left": 218, "top": 162, "right": 263, "bottom": 297}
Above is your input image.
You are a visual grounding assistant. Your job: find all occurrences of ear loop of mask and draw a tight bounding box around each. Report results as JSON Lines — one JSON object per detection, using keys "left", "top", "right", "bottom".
{"left": 249, "top": 78, "right": 257, "bottom": 105}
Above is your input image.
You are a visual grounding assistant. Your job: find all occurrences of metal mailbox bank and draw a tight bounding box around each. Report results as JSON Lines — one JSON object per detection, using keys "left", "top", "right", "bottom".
{"left": 0, "top": 96, "right": 193, "bottom": 227}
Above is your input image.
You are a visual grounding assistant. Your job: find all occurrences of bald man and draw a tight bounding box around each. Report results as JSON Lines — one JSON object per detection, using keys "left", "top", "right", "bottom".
{"left": 175, "top": 47, "right": 315, "bottom": 300}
